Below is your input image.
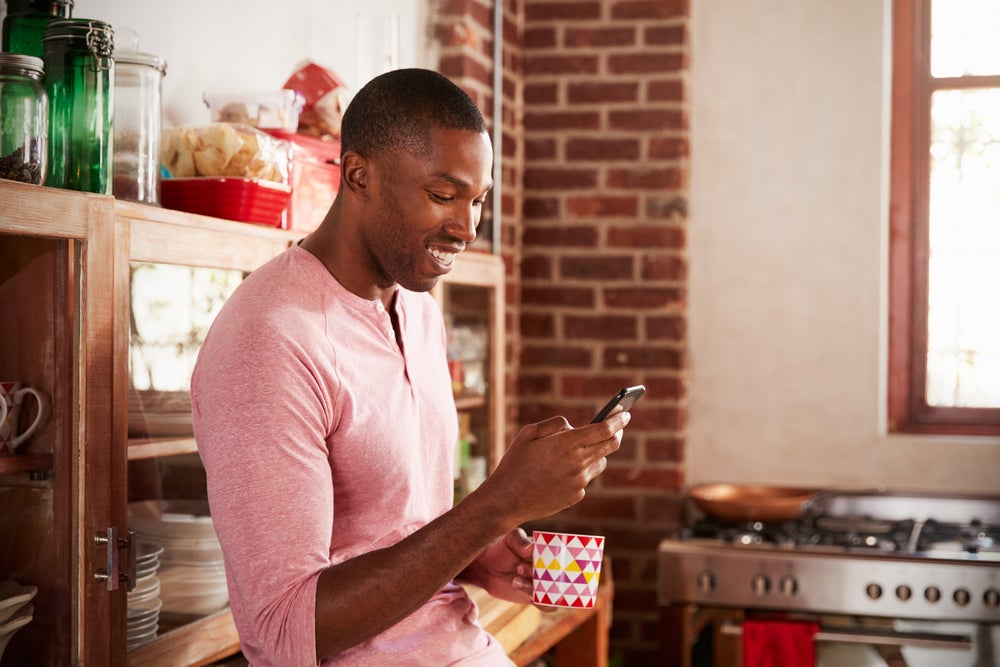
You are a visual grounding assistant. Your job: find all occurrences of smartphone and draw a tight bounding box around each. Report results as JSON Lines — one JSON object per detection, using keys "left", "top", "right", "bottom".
{"left": 591, "top": 385, "right": 645, "bottom": 423}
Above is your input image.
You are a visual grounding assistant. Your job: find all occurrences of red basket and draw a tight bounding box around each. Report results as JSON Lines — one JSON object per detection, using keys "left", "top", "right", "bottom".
{"left": 161, "top": 178, "right": 292, "bottom": 227}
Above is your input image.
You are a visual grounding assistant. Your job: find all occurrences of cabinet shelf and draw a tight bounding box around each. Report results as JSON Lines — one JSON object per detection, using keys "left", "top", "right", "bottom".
{"left": 0, "top": 453, "right": 53, "bottom": 475}
{"left": 128, "top": 436, "right": 198, "bottom": 460}
{"left": 127, "top": 608, "right": 239, "bottom": 667}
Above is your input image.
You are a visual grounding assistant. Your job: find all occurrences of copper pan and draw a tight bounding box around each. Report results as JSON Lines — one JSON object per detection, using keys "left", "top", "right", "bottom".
{"left": 688, "top": 483, "right": 820, "bottom": 522}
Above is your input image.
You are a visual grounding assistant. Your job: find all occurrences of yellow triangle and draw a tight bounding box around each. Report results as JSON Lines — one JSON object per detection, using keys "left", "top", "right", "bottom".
{"left": 535, "top": 557, "right": 546, "bottom": 568}
{"left": 567, "top": 560, "right": 582, "bottom": 572}
{"left": 584, "top": 572, "right": 595, "bottom": 583}
{"left": 547, "top": 558, "right": 561, "bottom": 570}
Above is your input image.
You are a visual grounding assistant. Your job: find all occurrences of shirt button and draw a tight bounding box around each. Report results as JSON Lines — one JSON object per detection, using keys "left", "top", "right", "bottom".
{"left": 375, "top": 302, "right": 384, "bottom": 313}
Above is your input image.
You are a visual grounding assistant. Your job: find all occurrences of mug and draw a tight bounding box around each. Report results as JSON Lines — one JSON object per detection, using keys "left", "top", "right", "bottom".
{"left": 0, "top": 382, "right": 48, "bottom": 455}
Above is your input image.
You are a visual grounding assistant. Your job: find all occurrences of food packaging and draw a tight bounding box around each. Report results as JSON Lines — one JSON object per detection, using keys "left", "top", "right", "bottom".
{"left": 161, "top": 123, "right": 290, "bottom": 182}
{"left": 160, "top": 177, "right": 291, "bottom": 227}
{"left": 263, "top": 130, "right": 340, "bottom": 232}
{"left": 202, "top": 89, "right": 304, "bottom": 131}
{"left": 282, "top": 61, "right": 350, "bottom": 140}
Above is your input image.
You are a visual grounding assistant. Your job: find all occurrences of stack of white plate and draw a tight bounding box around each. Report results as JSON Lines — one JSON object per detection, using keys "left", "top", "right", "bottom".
{"left": 0, "top": 580, "right": 37, "bottom": 662}
{"left": 128, "top": 500, "right": 229, "bottom": 616}
{"left": 127, "top": 542, "right": 164, "bottom": 651}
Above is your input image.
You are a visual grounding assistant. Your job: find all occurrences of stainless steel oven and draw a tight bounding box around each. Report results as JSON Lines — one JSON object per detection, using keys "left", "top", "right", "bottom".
{"left": 657, "top": 490, "right": 1000, "bottom": 666}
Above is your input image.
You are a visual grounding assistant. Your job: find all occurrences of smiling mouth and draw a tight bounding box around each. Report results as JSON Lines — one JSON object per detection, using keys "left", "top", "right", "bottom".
{"left": 428, "top": 247, "right": 458, "bottom": 266}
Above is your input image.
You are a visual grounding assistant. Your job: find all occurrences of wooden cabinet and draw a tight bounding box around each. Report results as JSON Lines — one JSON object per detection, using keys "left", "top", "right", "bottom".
{"left": 0, "top": 179, "right": 505, "bottom": 665}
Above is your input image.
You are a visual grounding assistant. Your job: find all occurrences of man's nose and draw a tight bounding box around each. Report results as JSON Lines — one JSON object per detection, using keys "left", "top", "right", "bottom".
{"left": 445, "top": 204, "right": 479, "bottom": 243}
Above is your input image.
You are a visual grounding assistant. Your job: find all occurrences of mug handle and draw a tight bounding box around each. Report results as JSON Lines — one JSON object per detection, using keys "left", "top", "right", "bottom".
{"left": 11, "top": 387, "right": 47, "bottom": 450}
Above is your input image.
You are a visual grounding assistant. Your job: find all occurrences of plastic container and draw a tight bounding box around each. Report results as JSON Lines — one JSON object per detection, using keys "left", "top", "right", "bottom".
{"left": 42, "top": 18, "right": 114, "bottom": 195}
{"left": 113, "top": 30, "right": 167, "bottom": 205}
{"left": 0, "top": 53, "right": 47, "bottom": 185}
{"left": 160, "top": 177, "right": 292, "bottom": 227}
{"left": 202, "top": 90, "right": 303, "bottom": 131}
{"left": 264, "top": 129, "right": 340, "bottom": 231}
{"left": 1, "top": 0, "right": 73, "bottom": 59}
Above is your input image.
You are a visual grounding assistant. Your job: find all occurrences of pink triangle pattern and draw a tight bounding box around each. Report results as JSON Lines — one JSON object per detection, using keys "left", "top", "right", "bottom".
{"left": 532, "top": 531, "right": 605, "bottom": 608}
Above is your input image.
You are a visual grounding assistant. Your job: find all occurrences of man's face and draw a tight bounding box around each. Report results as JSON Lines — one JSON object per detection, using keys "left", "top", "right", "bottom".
{"left": 361, "top": 126, "right": 493, "bottom": 293}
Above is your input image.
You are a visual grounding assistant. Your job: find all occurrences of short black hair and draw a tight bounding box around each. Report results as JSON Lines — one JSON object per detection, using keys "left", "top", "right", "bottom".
{"left": 340, "top": 68, "right": 487, "bottom": 160}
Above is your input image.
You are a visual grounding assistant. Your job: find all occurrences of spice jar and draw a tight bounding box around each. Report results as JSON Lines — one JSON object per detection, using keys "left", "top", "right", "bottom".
{"left": 113, "top": 29, "right": 166, "bottom": 205}
{"left": 0, "top": 53, "right": 47, "bottom": 185}
{"left": 42, "top": 18, "right": 114, "bottom": 195}
{"left": 2, "top": 0, "right": 74, "bottom": 59}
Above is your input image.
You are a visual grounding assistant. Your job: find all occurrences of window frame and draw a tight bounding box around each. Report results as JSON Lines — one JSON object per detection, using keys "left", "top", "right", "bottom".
{"left": 888, "top": 0, "right": 1000, "bottom": 435}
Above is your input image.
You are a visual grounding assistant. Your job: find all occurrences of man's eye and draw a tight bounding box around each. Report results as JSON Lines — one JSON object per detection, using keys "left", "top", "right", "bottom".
{"left": 430, "top": 192, "right": 454, "bottom": 203}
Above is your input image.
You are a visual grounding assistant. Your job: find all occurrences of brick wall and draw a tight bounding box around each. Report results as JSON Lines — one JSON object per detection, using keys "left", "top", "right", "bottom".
{"left": 432, "top": 0, "right": 690, "bottom": 663}
{"left": 518, "top": 1, "right": 689, "bottom": 663}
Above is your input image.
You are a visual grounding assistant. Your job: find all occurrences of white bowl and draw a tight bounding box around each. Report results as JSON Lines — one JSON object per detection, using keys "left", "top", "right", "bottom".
{"left": 0, "top": 582, "right": 37, "bottom": 626}
{"left": 128, "top": 500, "right": 219, "bottom": 541}
{"left": 0, "top": 604, "right": 33, "bottom": 663}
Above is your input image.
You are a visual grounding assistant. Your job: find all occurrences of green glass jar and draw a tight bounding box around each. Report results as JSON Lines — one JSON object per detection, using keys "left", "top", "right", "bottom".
{"left": 2, "top": 0, "right": 74, "bottom": 59}
{"left": 43, "top": 18, "right": 114, "bottom": 195}
{"left": 0, "top": 53, "right": 48, "bottom": 184}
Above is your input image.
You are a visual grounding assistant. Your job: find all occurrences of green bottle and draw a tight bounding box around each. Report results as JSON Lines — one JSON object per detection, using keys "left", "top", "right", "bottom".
{"left": 43, "top": 18, "right": 114, "bottom": 195}
{"left": 2, "top": 0, "right": 74, "bottom": 59}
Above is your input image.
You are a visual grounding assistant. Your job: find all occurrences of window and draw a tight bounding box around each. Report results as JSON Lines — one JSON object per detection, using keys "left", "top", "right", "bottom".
{"left": 888, "top": 0, "right": 1000, "bottom": 435}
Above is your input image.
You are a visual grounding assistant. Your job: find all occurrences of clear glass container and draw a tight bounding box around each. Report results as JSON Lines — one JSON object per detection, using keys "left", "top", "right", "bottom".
{"left": 42, "top": 18, "right": 114, "bottom": 195}
{"left": 1, "top": 0, "right": 73, "bottom": 59}
{"left": 0, "top": 53, "right": 47, "bottom": 185}
{"left": 113, "top": 30, "right": 166, "bottom": 205}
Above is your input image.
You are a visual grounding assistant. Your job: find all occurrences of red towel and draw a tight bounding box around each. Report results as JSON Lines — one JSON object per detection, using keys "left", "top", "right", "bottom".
{"left": 742, "top": 618, "right": 819, "bottom": 667}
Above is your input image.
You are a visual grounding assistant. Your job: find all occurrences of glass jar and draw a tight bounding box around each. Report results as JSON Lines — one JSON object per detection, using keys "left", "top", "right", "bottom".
{"left": 42, "top": 18, "right": 114, "bottom": 195}
{"left": 113, "top": 36, "right": 166, "bottom": 205}
{"left": 0, "top": 53, "right": 47, "bottom": 185}
{"left": 2, "top": 0, "right": 74, "bottom": 59}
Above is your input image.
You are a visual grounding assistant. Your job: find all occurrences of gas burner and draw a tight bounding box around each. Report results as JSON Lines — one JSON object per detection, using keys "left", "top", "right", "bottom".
{"left": 809, "top": 515, "right": 912, "bottom": 552}
{"left": 917, "top": 519, "right": 1000, "bottom": 556}
{"left": 689, "top": 518, "right": 799, "bottom": 547}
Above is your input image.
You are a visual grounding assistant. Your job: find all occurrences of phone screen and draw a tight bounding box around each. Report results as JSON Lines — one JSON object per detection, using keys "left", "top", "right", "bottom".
{"left": 591, "top": 385, "right": 645, "bottom": 423}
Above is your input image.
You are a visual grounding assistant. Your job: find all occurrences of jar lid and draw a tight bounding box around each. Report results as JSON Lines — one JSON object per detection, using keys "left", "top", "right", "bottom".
{"left": 0, "top": 53, "right": 45, "bottom": 76}
{"left": 42, "top": 18, "right": 114, "bottom": 55}
{"left": 5, "top": 0, "right": 73, "bottom": 16}
{"left": 114, "top": 50, "right": 167, "bottom": 75}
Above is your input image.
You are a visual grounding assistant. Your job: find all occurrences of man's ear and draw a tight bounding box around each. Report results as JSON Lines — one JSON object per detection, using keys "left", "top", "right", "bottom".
{"left": 341, "top": 152, "right": 369, "bottom": 196}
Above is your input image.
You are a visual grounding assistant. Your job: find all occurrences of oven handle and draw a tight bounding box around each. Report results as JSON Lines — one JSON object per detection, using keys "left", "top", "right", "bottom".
{"left": 720, "top": 621, "right": 972, "bottom": 650}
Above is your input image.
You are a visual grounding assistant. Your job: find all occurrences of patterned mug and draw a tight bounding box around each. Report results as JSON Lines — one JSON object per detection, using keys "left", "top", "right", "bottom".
{"left": 0, "top": 382, "right": 47, "bottom": 455}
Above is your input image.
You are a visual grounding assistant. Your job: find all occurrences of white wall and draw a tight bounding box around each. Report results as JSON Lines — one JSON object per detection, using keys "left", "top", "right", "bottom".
{"left": 688, "top": 0, "right": 1000, "bottom": 493}
{"left": 70, "top": 0, "right": 425, "bottom": 126}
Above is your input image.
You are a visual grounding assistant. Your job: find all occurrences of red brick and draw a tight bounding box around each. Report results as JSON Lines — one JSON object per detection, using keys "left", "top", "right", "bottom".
{"left": 564, "top": 314, "right": 638, "bottom": 340}
{"left": 645, "top": 196, "right": 688, "bottom": 220}
{"left": 565, "top": 137, "right": 641, "bottom": 161}
{"left": 520, "top": 345, "right": 594, "bottom": 367}
{"left": 607, "top": 167, "right": 683, "bottom": 190}
{"left": 524, "top": 82, "right": 558, "bottom": 105}
{"left": 560, "top": 254, "right": 634, "bottom": 279}
{"left": 647, "top": 436, "right": 684, "bottom": 463}
{"left": 645, "top": 315, "right": 686, "bottom": 341}
{"left": 641, "top": 254, "right": 687, "bottom": 281}
{"left": 566, "top": 195, "right": 638, "bottom": 217}
{"left": 611, "top": 0, "right": 689, "bottom": 20}
{"left": 522, "top": 286, "right": 596, "bottom": 307}
{"left": 560, "top": 374, "right": 643, "bottom": 398}
{"left": 645, "top": 24, "right": 687, "bottom": 46}
{"left": 525, "top": 54, "right": 600, "bottom": 76}
{"left": 567, "top": 81, "right": 640, "bottom": 104}
{"left": 609, "top": 108, "right": 686, "bottom": 131}
{"left": 603, "top": 466, "right": 683, "bottom": 491}
{"left": 603, "top": 345, "right": 683, "bottom": 369}
{"left": 608, "top": 225, "right": 685, "bottom": 249}
{"left": 524, "top": 25, "right": 557, "bottom": 49}
{"left": 558, "top": 495, "right": 637, "bottom": 521}
{"left": 649, "top": 134, "right": 688, "bottom": 158}
{"left": 524, "top": 166, "right": 599, "bottom": 189}
{"left": 517, "top": 373, "right": 555, "bottom": 396}
{"left": 525, "top": 137, "right": 558, "bottom": 159}
{"left": 439, "top": 54, "right": 492, "bottom": 86}
{"left": 522, "top": 196, "right": 560, "bottom": 219}
{"left": 522, "top": 225, "right": 599, "bottom": 246}
{"left": 527, "top": 1, "right": 602, "bottom": 20}
{"left": 524, "top": 110, "right": 601, "bottom": 131}
{"left": 643, "top": 492, "right": 685, "bottom": 522}
{"left": 564, "top": 26, "right": 636, "bottom": 48}
{"left": 520, "top": 254, "right": 553, "bottom": 279}
{"left": 608, "top": 52, "right": 685, "bottom": 75}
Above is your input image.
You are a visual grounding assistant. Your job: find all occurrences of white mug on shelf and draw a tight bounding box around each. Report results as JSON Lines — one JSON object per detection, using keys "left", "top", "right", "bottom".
{"left": 0, "top": 382, "right": 47, "bottom": 455}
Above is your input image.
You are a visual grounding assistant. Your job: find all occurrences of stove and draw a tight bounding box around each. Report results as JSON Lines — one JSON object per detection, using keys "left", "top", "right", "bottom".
{"left": 659, "top": 491, "right": 1000, "bottom": 623}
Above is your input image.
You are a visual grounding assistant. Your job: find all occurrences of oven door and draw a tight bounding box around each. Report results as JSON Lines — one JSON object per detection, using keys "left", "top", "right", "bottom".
{"left": 814, "top": 620, "right": 998, "bottom": 667}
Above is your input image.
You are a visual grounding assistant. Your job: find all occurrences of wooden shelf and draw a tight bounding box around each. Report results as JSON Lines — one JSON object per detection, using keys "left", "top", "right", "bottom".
{"left": 454, "top": 395, "right": 487, "bottom": 410}
{"left": 127, "top": 608, "right": 239, "bottom": 667}
{"left": 0, "top": 453, "right": 53, "bottom": 475}
{"left": 127, "top": 437, "right": 198, "bottom": 461}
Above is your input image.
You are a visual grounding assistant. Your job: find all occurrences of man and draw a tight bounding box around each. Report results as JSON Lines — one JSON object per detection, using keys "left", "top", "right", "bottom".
{"left": 191, "top": 68, "right": 631, "bottom": 666}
